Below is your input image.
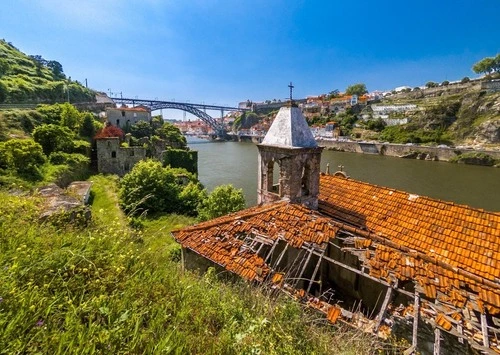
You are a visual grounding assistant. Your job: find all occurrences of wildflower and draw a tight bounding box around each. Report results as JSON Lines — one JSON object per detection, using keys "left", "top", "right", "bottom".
{"left": 36, "top": 319, "right": 44, "bottom": 327}
{"left": 0, "top": 297, "right": 3, "bottom": 303}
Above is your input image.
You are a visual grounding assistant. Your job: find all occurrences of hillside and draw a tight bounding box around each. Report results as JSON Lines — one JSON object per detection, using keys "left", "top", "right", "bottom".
{"left": 0, "top": 40, "right": 95, "bottom": 104}
{"left": 376, "top": 82, "right": 500, "bottom": 146}
{"left": 0, "top": 175, "right": 382, "bottom": 354}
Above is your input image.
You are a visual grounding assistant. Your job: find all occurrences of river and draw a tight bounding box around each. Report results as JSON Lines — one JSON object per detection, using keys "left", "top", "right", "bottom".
{"left": 187, "top": 137, "right": 500, "bottom": 212}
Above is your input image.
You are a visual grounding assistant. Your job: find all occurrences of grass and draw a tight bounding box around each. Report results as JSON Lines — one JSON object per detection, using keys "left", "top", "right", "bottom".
{"left": 0, "top": 175, "right": 389, "bottom": 354}
{"left": 89, "top": 174, "right": 128, "bottom": 229}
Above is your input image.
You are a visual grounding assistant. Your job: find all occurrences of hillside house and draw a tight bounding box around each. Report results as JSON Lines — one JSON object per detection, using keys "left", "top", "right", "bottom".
{"left": 106, "top": 105, "right": 151, "bottom": 129}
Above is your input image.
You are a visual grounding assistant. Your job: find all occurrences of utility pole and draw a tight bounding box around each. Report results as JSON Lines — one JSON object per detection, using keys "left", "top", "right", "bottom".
{"left": 66, "top": 76, "right": 71, "bottom": 103}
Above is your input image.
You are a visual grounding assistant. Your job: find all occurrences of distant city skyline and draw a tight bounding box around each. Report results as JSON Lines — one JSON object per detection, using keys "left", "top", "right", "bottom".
{"left": 1, "top": 0, "right": 499, "bottom": 118}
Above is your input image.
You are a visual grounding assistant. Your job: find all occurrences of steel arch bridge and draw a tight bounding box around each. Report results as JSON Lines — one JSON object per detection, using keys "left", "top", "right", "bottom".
{"left": 110, "top": 97, "right": 249, "bottom": 137}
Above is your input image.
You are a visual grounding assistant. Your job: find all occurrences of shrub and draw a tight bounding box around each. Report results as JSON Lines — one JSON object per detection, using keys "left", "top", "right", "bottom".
{"left": 163, "top": 148, "right": 198, "bottom": 174}
{"left": 0, "top": 138, "right": 46, "bottom": 179}
{"left": 49, "top": 152, "right": 89, "bottom": 166}
{"left": 197, "top": 184, "right": 246, "bottom": 221}
{"left": 450, "top": 152, "right": 496, "bottom": 166}
{"left": 32, "top": 123, "right": 74, "bottom": 155}
{"left": 119, "top": 160, "right": 193, "bottom": 216}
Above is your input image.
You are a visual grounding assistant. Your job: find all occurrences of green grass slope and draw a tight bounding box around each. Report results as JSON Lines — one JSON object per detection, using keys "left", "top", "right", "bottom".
{"left": 0, "top": 40, "right": 95, "bottom": 104}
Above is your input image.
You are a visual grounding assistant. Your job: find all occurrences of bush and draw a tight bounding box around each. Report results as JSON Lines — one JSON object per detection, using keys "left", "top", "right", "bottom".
{"left": 0, "top": 138, "right": 46, "bottom": 179}
{"left": 163, "top": 148, "right": 198, "bottom": 174}
{"left": 450, "top": 152, "right": 496, "bottom": 166}
{"left": 32, "top": 123, "right": 74, "bottom": 155}
{"left": 197, "top": 184, "right": 246, "bottom": 221}
{"left": 49, "top": 152, "right": 89, "bottom": 166}
{"left": 461, "top": 77, "right": 471, "bottom": 83}
{"left": 119, "top": 160, "right": 204, "bottom": 216}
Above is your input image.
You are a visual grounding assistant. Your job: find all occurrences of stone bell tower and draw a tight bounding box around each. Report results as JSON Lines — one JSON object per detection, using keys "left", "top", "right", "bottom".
{"left": 257, "top": 84, "right": 323, "bottom": 209}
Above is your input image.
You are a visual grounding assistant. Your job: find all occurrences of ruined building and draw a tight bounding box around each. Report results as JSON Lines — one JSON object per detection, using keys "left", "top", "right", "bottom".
{"left": 96, "top": 137, "right": 146, "bottom": 176}
{"left": 173, "top": 104, "right": 500, "bottom": 354}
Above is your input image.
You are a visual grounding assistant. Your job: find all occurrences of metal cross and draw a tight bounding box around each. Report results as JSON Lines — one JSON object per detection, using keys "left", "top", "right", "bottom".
{"left": 288, "top": 82, "right": 294, "bottom": 102}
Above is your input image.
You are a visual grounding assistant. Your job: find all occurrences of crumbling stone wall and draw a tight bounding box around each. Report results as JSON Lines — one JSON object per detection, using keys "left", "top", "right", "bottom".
{"left": 96, "top": 137, "right": 146, "bottom": 176}
{"left": 257, "top": 145, "right": 322, "bottom": 209}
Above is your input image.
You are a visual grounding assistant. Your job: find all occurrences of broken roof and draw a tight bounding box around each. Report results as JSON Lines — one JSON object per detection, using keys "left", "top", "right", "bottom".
{"left": 173, "top": 174, "right": 500, "bottom": 314}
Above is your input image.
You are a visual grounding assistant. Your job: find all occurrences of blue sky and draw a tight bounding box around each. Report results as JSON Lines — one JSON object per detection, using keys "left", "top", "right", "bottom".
{"left": 1, "top": 0, "right": 499, "bottom": 117}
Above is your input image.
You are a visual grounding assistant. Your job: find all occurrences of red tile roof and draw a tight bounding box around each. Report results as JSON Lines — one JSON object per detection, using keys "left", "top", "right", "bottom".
{"left": 173, "top": 174, "right": 500, "bottom": 314}
{"left": 319, "top": 174, "right": 500, "bottom": 313}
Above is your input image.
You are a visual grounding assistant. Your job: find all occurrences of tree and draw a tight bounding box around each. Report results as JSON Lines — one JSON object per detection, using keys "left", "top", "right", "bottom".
{"left": 0, "top": 139, "right": 46, "bottom": 179}
{"left": 425, "top": 81, "right": 438, "bottom": 88}
{"left": 32, "top": 124, "right": 75, "bottom": 155}
{"left": 156, "top": 122, "right": 187, "bottom": 148}
{"left": 94, "top": 125, "right": 125, "bottom": 140}
{"left": 345, "top": 83, "right": 367, "bottom": 96}
{"left": 47, "top": 60, "right": 65, "bottom": 79}
{"left": 441, "top": 80, "right": 450, "bottom": 86}
{"left": 130, "top": 121, "right": 152, "bottom": 139}
{"left": 60, "top": 102, "right": 82, "bottom": 132}
{"left": 197, "top": 184, "right": 246, "bottom": 221}
{"left": 119, "top": 160, "right": 194, "bottom": 215}
{"left": 79, "top": 112, "right": 97, "bottom": 139}
{"left": 472, "top": 55, "right": 500, "bottom": 75}
{"left": 36, "top": 104, "right": 64, "bottom": 125}
{"left": 327, "top": 89, "right": 340, "bottom": 99}
{"left": 461, "top": 77, "right": 471, "bottom": 83}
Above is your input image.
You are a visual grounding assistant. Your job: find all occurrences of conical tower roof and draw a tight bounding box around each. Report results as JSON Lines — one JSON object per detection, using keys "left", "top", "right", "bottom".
{"left": 261, "top": 106, "right": 317, "bottom": 148}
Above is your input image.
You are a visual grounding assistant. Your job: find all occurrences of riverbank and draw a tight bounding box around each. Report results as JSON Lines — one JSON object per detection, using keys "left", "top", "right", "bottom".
{"left": 317, "top": 139, "right": 500, "bottom": 166}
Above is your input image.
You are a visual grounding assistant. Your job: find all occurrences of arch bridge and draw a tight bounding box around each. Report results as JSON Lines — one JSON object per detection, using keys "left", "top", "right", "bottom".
{"left": 110, "top": 97, "right": 249, "bottom": 138}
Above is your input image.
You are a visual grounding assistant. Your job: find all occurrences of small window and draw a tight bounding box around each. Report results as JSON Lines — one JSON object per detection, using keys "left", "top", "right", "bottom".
{"left": 130, "top": 150, "right": 134, "bottom": 157}
{"left": 121, "top": 111, "right": 125, "bottom": 117}
{"left": 116, "top": 119, "right": 120, "bottom": 126}
{"left": 124, "top": 162, "right": 130, "bottom": 171}
{"left": 111, "top": 151, "right": 116, "bottom": 158}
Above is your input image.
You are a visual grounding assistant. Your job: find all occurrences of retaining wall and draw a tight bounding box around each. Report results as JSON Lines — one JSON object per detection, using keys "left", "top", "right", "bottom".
{"left": 317, "top": 140, "right": 500, "bottom": 162}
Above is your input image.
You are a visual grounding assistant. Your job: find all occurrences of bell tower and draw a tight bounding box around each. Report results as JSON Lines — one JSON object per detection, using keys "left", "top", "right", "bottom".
{"left": 257, "top": 84, "right": 323, "bottom": 209}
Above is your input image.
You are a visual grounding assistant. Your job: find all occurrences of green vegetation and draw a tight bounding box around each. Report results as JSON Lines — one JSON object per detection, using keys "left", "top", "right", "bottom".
{"left": 0, "top": 40, "right": 95, "bottom": 104}
{"left": 345, "top": 83, "right": 368, "bottom": 96}
{"left": 163, "top": 147, "right": 198, "bottom": 174}
{"left": 197, "top": 184, "right": 246, "bottom": 221}
{"left": 0, "top": 176, "right": 382, "bottom": 354}
{"left": 119, "top": 160, "right": 206, "bottom": 216}
{"left": 450, "top": 152, "right": 498, "bottom": 166}
{"left": 472, "top": 54, "right": 500, "bottom": 75}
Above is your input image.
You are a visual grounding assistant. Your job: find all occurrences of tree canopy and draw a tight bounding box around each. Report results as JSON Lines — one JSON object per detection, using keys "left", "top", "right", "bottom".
{"left": 197, "top": 184, "right": 246, "bottom": 221}
{"left": 32, "top": 124, "right": 75, "bottom": 155}
{"left": 345, "top": 83, "right": 367, "bottom": 96}
{"left": 472, "top": 54, "right": 500, "bottom": 75}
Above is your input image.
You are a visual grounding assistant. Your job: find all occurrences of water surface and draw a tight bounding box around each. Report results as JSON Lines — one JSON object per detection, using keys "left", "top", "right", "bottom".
{"left": 188, "top": 137, "right": 500, "bottom": 211}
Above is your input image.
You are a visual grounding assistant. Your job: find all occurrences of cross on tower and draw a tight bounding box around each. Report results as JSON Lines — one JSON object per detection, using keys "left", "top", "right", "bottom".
{"left": 288, "top": 82, "right": 294, "bottom": 102}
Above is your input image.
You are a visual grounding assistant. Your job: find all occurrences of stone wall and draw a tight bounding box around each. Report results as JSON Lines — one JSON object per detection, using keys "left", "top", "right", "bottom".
{"left": 96, "top": 137, "right": 147, "bottom": 176}
{"left": 106, "top": 108, "right": 151, "bottom": 128}
{"left": 317, "top": 140, "right": 500, "bottom": 162}
{"left": 482, "top": 79, "right": 500, "bottom": 93}
{"left": 257, "top": 145, "right": 323, "bottom": 209}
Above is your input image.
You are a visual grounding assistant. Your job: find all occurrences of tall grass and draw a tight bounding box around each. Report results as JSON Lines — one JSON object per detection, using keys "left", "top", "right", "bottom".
{"left": 0, "top": 177, "right": 384, "bottom": 354}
